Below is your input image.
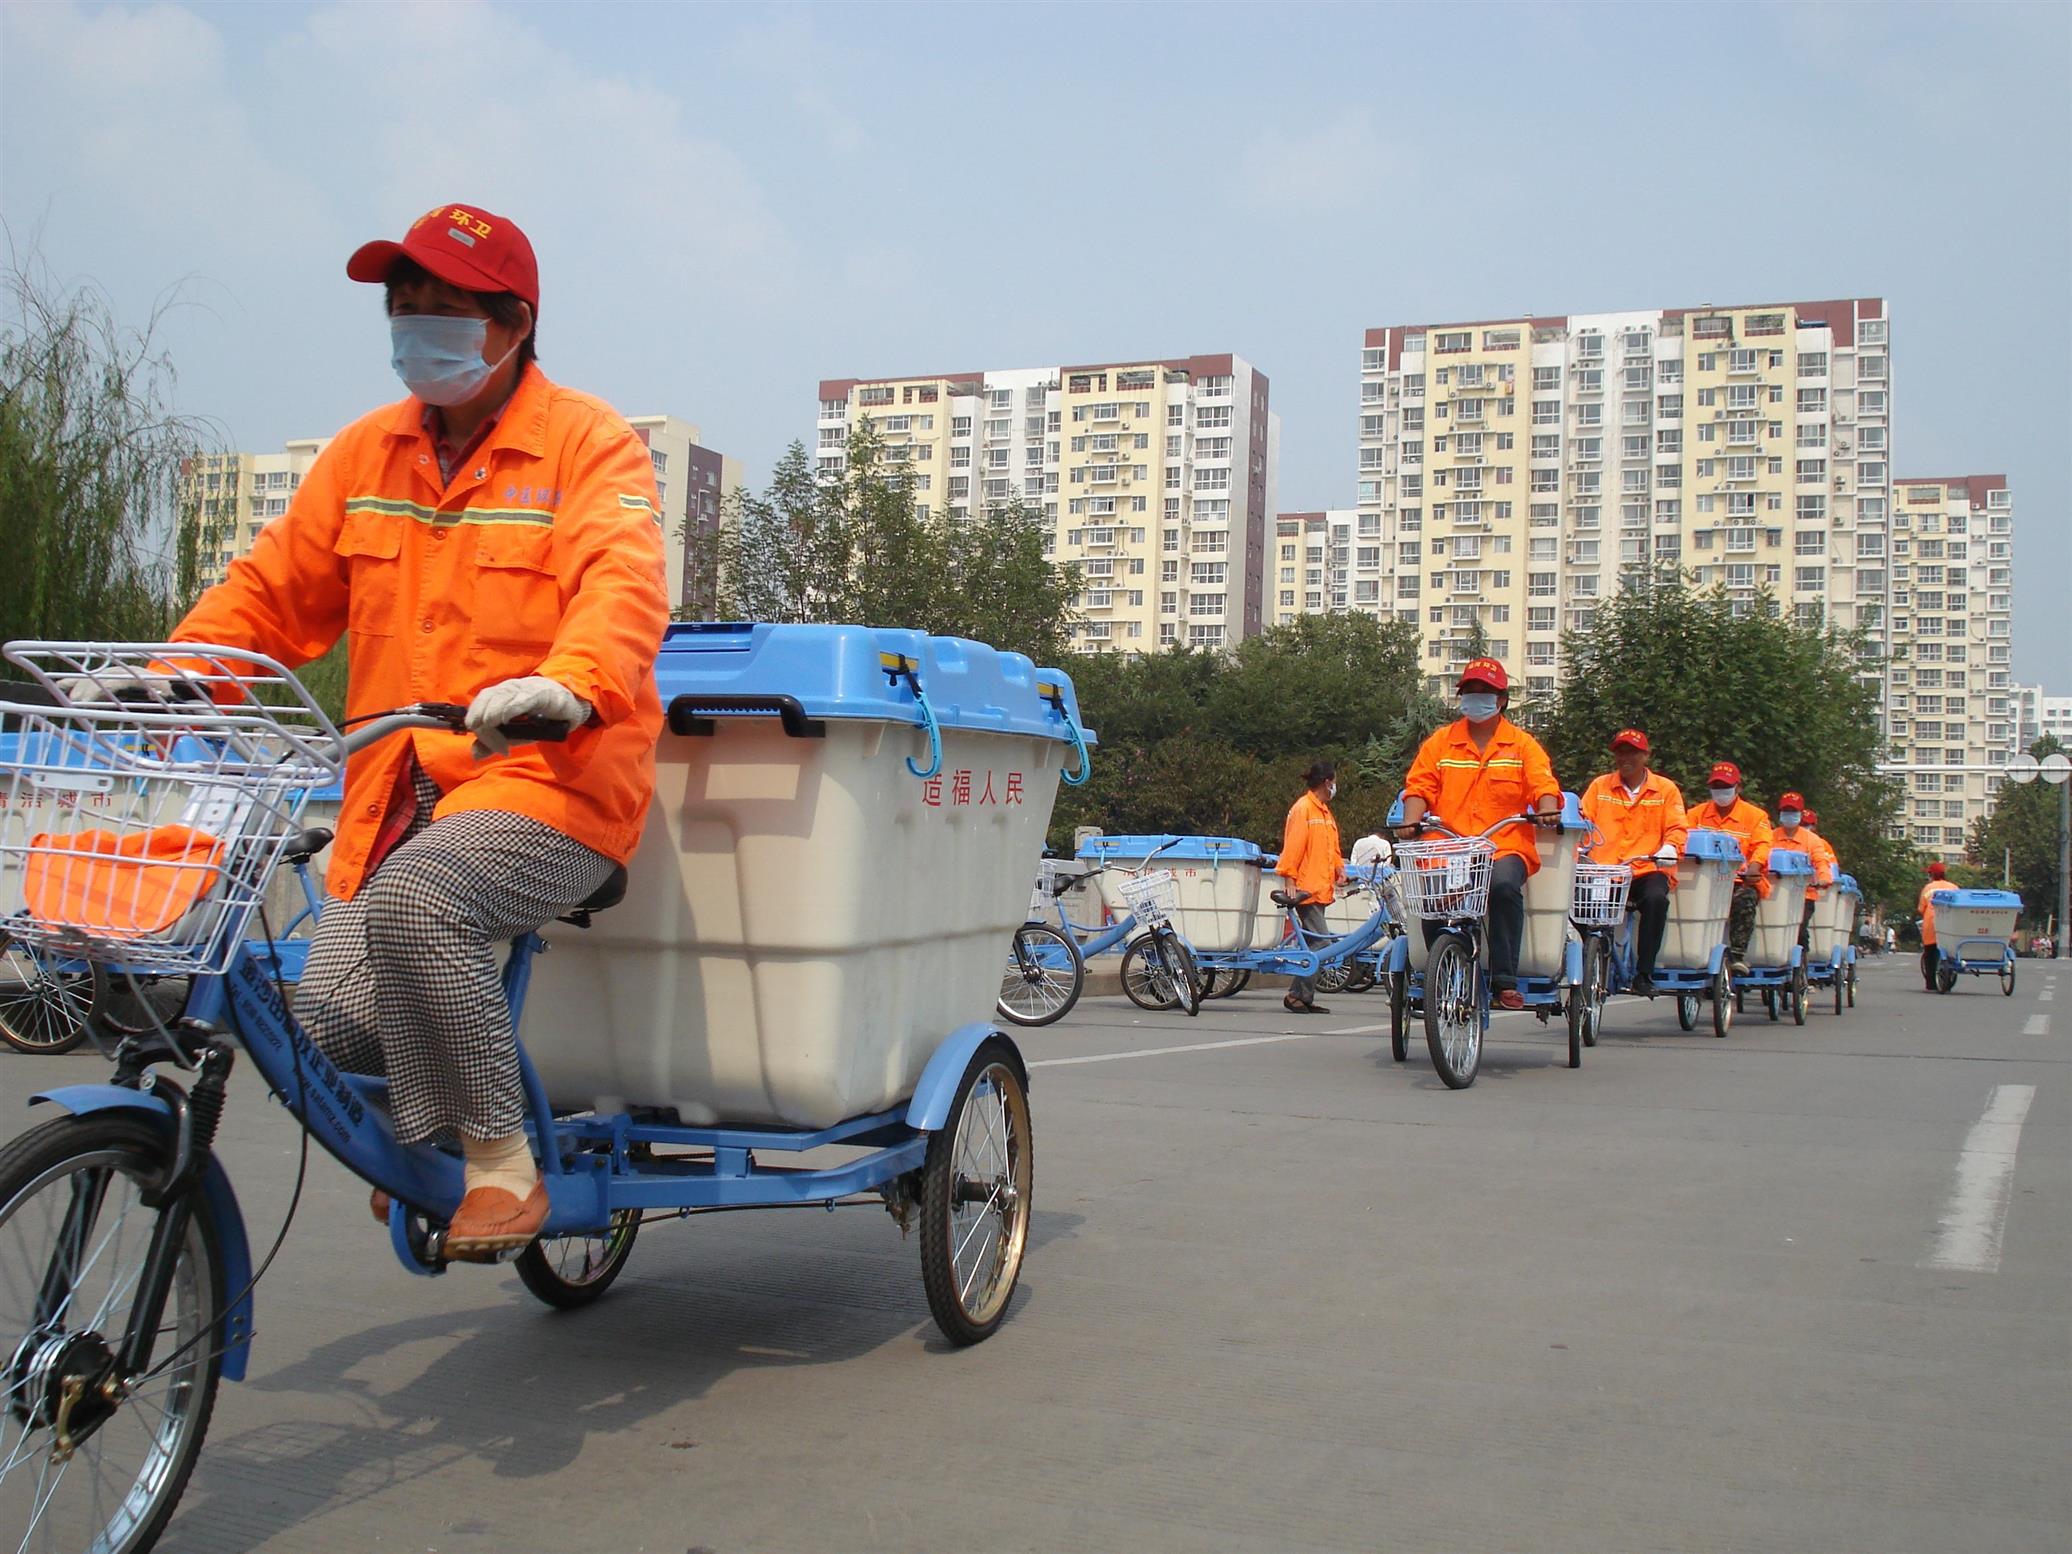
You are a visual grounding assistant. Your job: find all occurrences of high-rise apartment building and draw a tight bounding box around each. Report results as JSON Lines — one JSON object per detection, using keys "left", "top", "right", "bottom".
{"left": 625, "top": 415, "right": 745, "bottom": 615}
{"left": 816, "top": 354, "right": 1278, "bottom": 650}
{"left": 1270, "top": 511, "right": 1357, "bottom": 625}
{"left": 1356, "top": 301, "right": 1891, "bottom": 698}
{"left": 2013, "top": 685, "right": 2072, "bottom": 751}
{"left": 184, "top": 439, "right": 331, "bottom": 588}
{"left": 1886, "top": 475, "right": 2015, "bottom": 862}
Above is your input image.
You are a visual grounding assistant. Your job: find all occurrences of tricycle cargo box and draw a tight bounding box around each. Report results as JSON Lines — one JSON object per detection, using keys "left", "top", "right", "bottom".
{"left": 1749, "top": 846, "right": 1812, "bottom": 966}
{"left": 520, "top": 623, "right": 1091, "bottom": 1129}
{"left": 1661, "top": 828, "right": 1743, "bottom": 970}
{"left": 1078, "top": 835, "right": 1263, "bottom": 953}
{"left": 1936, "top": 889, "right": 2021, "bottom": 949}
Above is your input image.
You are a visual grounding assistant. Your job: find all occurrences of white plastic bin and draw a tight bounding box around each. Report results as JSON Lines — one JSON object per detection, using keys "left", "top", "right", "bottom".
{"left": 1749, "top": 847, "right": 1813, "bottom": 967}
{"left": 1659, "top": 828, "right": 1744, "bottom": 970}
{"left": 1080, "top": 835, "right": 1264, "bottom": 953}
{"left": 1519, "top": 793, "right": 1586, "bottom": 979}
{"left": 1810, "top": 874, "right": 1862, "bottom": 962}
{"left": 1249, "top": 856, "right": 1289, "bottom": 950}
{"left": 519, "top": 623, "right": 1091, "bottom": 1129}
{"left": 1935, "top": 889, "right": 2021, "bottom": 954}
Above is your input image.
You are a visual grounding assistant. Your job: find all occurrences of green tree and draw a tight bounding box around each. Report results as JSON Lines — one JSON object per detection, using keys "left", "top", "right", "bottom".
{"left": 0, "top": 248, "right": 225, "bottom": 650}
{"left": 688, "top": 419, "right": 1081, "bottom": 662}
{"left": 1969, "top": 735, "right": 2065, "bottom": 929}
{"left": 1543, "top": 575, "right": 1915, "bottom": 906}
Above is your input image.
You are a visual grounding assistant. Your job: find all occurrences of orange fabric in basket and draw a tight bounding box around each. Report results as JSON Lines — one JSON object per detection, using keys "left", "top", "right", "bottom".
{"left": 23, "top": 825, "right": 224, "bottom": 939}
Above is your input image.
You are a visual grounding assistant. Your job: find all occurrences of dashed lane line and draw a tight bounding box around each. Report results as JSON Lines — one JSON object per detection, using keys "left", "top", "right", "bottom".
{"left": 2022, "top": 1013, "right": 2050, "bottom": 1036}
{"left": 1922, "top": 1083, "right": 2037, "bottom": 1273}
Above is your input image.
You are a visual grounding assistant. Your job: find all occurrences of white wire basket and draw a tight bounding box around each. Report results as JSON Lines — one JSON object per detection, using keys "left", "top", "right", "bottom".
{"left": 1027, "top": 857, "right": 1069, "bottom": 922}
{"left": 1393, "top": 836, "right": 1497, "bottom": 921}
{"left": 1571, "top": 862, "right": 1633, "bottom": 927}
{"left": 1116, "top": 868, "right": 1180, "bottom": 929}
{"left": 0, "top": 642, "right": 342, "bottom": 975}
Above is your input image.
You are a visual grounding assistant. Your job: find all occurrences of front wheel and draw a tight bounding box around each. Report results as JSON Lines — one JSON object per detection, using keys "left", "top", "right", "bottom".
{"left": 1161, "top": 931, "right": 1203, "bottom": 1017}
{"left": 514, "top": 1209, "right": 641, "bottom": 1310}
{"left": 919, "top": 1039, "right": 1033, "bottom": 1346}
{"left": 0, "top": 1112, "right": 224, "bottom": 1554}
{"left": 1833, "top": 969, "right": 1845, "bottom": 1016}
{"left": 1712, "top": 965, "right": 1735, "bottom": 1039}
{"left": 1568, "top": 937, "right": 1605, "bottom": 1062}
{"left": 1119, "top": 936, "right": 1178, "bottom": 1011}
{"left": 0, "top": 940, "right": 93, "bottom": 1055}
{"left": 995, "top": 923, "right": 1084, "bottom": 1028}
{"left": 1423, "top": 933, "right": 1482, "bottom": 1089}
{"left": 1387, "top": 970, "right": 1410, "bottom": 1063}
{"left": 1790, "top": 966, "right": 1808, "bottom": 1026}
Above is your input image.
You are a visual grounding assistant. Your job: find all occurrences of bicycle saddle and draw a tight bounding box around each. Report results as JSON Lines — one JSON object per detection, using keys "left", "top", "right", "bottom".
{"left": 577, "top": 864, "right": 628, "bottom": 914}
{"left": 281, "top": 827, "right": 334, "bottom": 864}
{"left": 1271, "top": 889, "right": 1303, "bottom": 907}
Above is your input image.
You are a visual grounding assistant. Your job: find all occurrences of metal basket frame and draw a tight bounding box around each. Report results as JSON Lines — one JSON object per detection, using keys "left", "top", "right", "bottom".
{"left": 1572, "top": 862, "right": 1633, "bottom": 927}
{"left": 0, "top": 642, "right": 342, "bottom": 975}
{"left": 1393, "top": 836, "right": 1497, "bottom": 921}
{"left": 1116, "top": 868, "right": 1181, "bottom": 929}
{"left": 1028, "top": 856, "right": 1071, "bottom": 921}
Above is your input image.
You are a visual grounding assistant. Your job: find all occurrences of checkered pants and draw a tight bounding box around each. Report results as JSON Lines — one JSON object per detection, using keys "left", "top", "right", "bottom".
{"left": 299, "top": 767, "right": 616, "bottom": 1145}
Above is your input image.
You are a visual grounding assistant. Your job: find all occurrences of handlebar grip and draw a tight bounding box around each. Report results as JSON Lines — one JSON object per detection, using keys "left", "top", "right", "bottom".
{"left": 497, "top": 714, "right": 570, "bottom": 743}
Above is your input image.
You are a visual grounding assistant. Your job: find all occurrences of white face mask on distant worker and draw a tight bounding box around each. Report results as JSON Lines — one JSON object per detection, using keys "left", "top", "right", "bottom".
{"left": 1459, "top": 692, "right": 1500, "bottom": 722}
{"left": 1710, "top": 786, "right": 1737, "bottom": 807}
{"left": 1327, "top": 780, "right": 1337, "bottom": 801}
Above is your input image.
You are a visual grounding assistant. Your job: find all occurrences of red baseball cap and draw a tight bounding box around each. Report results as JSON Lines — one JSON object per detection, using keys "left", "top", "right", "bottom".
{"left": 1708, "top": 761, "right": 1741, "bottom": 786}
{"left": 1802, "top": 809, "right": 1820, "bottom": 828}
{"left": 1926, "top": 861, "right": 1946, "bottom": 879}
{"left": 1457, "top": 657, "right": 1508, "bottom": 692}
{"left": 348, "top": 203, "right": 539, "bottom": 312}
{"left": 1777, "top": 791, "right": 1805, "bottom": 812}
{"left": 1611, "top": 728, "right": 1649, "bottom": 753}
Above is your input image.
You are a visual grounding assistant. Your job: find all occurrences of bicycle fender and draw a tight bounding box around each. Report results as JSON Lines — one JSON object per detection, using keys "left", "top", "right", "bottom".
{"left": 30, "top": 1085, "right": 256, "bottom": 1382}
{"left": 906, "top": 1022, "right": 1022, "bottom": 1132}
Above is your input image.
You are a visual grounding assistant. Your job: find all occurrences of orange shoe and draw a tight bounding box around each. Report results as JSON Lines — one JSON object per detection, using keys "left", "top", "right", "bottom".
{"left": 443, "top": 1180, "right": 549, "bottom": 1262}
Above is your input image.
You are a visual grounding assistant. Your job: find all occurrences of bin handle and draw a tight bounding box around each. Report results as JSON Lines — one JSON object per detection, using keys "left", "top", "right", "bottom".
{"left": 880, "top": 654, "right": 942, "bottom": 780}
{"left": 1038, "top": 681, "right": 1092, "bottom": 787}
{"left": 666, "top": 694, "right": 826, "bottom": 739}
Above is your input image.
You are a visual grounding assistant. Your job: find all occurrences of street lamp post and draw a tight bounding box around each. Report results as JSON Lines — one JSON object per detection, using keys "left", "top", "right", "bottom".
{"left": 2007, "top": 751, "right": 2071, "bottom": 960}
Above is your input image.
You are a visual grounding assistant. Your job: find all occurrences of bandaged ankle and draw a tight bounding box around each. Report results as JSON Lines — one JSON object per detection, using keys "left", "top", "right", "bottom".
{"left": 461, "top": 1131, "right": 538, "bottom": 1198}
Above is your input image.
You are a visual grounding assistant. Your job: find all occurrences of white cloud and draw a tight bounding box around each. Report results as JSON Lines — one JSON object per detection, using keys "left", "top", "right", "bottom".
{"left": 1236, "top": 110, "right": 1397, "bottom": 215}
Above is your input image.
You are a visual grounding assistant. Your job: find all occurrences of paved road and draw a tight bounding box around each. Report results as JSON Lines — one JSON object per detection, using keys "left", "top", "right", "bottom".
{"left": 5, "top": 955, "right": 2067, "bottom": 1553}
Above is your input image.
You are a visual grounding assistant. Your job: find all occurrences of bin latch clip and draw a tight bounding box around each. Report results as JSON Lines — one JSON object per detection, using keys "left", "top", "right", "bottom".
{"left": 880, "top": 653, "right": 942, "bottom": 781}
{"left": 1037, "top": 680, "right": 1091, "bottom": 788}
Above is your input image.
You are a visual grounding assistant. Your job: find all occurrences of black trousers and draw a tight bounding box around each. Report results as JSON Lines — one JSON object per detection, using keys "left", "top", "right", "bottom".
{"left": 1631, "top": 870, "right": 1672, "bottom": 977}
{"left": 1920, "top": 943, "right": 1940, "bottom": 989}
{"left": 1423, "top": 854, "right": 1528, "bottom": 985}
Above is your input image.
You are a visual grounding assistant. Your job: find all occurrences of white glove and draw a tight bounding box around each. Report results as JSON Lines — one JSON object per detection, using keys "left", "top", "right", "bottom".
{"left": 464, "top": 676, "right": 590, "bottom": 757}
{"left": 1652, "top": 847, "right": 1679, "bottom": 868}
{"left": 54, "top": 667, "right": 204, "bottom": 708}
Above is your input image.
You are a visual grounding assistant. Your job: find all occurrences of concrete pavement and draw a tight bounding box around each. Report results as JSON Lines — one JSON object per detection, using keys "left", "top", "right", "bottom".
{"left": 4, "top": 954, "right": 2066, "bottom": 1552}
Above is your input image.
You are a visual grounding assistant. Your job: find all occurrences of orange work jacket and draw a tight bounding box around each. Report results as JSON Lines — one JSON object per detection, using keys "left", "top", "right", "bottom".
{"left": 1580, "top": 771, "right": 1689, "bottom": 880}
{"left": 1278, "top": 789, "right": 1344, "bottom": 906}
{"left": 1773, "top": 825, "right": 1836, "bottom": 901}
{"left": 1689, "top": 796, "right": 1773, "bottom": 897}
{"left": 174, "top": 365, "right": 669, "bottom": 901}
{"left": 1917, "top": 879, "right": 1959, "bottom": 944}
{"left": 1402, "top": 717, "right": 1561, "bottom": 875}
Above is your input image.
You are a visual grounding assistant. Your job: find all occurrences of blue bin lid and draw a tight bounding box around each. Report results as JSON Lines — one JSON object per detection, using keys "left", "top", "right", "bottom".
{"left": 1766, "top": 845, "right": 1815, "bottom": 876}
{"left": 655, "top": 622, "right": 1093, "bottom": 744}
{"left": 1078, "top": 834, "right": 1263, "bottom": 864}
{"left": 1683, "top": 828, "right": 1745, "bottom": 865}
{"left": 1944, "top": 889, "right": 2021, "bottom": 910}
{"left": 1836, "top": 873, "right": 1863, "bottom": 898}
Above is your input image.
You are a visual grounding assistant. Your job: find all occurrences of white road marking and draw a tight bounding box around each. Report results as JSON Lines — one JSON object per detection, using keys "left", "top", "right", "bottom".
{"left": 2022, "top": 1014, "right": 2049, "bottom": 1036}
{"left": 1923, "top": 1084, "right": 2037, "bottom": 1273}
{"left": 1030, "top": 1032, "right": 1326, "bottom": 1067}
{"left": 2039, "top": 988, "right": 2054, "bottom": 1003}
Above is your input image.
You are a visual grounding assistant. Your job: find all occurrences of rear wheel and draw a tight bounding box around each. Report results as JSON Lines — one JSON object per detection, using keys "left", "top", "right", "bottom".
{"left": 1314, "top": 957, "right": 1353, "bottom": 997}
{"left": 2000, "top": 961, "right": 2016, "bottom": 997}
{"left": 1387, "top": 970, "right": 1410, "bottom": 1063}
{"left": 0, "top": 1112, "right": 224, "bottom": 1554}
{"left": 1790, "top": 965, "right": 1808, "bottom": 1026}
{"left": 1712, "top": 966, "right": 1735, "bottom": 1038}
{"left": 1936, "top": 964, "right": 1956, "bottom": 994}
{"left": 1676, "top": 993, "right": 1698, "bottom": 1031}
{"left": 995, "top": 924, "right": 1084, "bottom": 1028}
{"left": 514, "top": 1209, "right": 641, "bottom": 1310}
{"left": 1847, "top": 964, "right": 1858, "bottom": 1007}
{"left": 0, "top": 940, "right": 92, "bottom": 1055}
{"left": 1202, "top": 969, "right": 1251, "bottom": 1000}
{"left": 1422, "top": 933, "right": 1481, "bottom": 1090}
{"left": 919, "top": 1039, "right": 1032, "bottom": 1346}
{"left": 1764, "top": 988, "right": 1779, "bottom": 1021}
{"left": 1833, "top": 969, "right": 1845, "bottom": 1016}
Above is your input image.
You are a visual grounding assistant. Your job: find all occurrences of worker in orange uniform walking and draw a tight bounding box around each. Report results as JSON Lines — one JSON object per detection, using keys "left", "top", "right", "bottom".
{"left": 1688, "top": 760, "right": 1772, "bottom": 975}
{"left": 1916, "top": 860, "right": 1961, "bottom": 992}
{"left": 1277, "top": 759, "right": 1346, "bottom": 1014}
{"left": 1579, "top": 730, "right": 1689, "bottom": 996}
{"left": 1769, "top": 793, "right": 1835, "bottom": 953}
{"left": 171, "top": 203, "right": 670, "bottom": 1257}
{"left": 1396, "top": 658, "right": 1562, "bottom": 1009}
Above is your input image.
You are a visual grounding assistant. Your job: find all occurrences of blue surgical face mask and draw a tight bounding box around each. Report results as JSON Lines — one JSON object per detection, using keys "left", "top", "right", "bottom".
{"left": 1778, "top": 809, "right": 1802, "bottom": 828}
{"left": 1710, "top": 787, "right": 1737, "bottom": 807}
{"left": 389, "top": 314, "right": 517, "bottom": 406}
{"left": 1459, "top": 692, "right": 1500, "bottom": 723}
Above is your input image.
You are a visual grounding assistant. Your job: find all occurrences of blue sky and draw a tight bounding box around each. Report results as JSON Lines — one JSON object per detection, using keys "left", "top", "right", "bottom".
{"left": 4, "top": 0, "right": 2066, "bottom": 682}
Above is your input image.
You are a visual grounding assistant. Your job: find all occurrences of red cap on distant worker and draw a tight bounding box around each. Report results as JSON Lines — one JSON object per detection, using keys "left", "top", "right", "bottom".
{"left": 1778, "top": 791, "right": 1805, "bottom": 812}
{"left": 1457, "top": 658, "right": 1508, "bottom": 692}
{"left": 1611, "top": 728, "right": 1649, "bottom": 753}
{"left": 1927, "top": 861, "right": 1947, "bottom": 879}
{"left": 348, "top": 202, "right": 539, "bottom": 312}
{"left": 1708, "top": 761, "right": 1741, "bottom": 786}
{"left": 1803, "top": 809, "right": 1821, "bottom": 828}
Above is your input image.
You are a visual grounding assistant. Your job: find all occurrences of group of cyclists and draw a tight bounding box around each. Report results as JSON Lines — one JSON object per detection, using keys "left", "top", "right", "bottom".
{"left": 1275, "top": 655, "right": 1846, "bottom": 1015}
